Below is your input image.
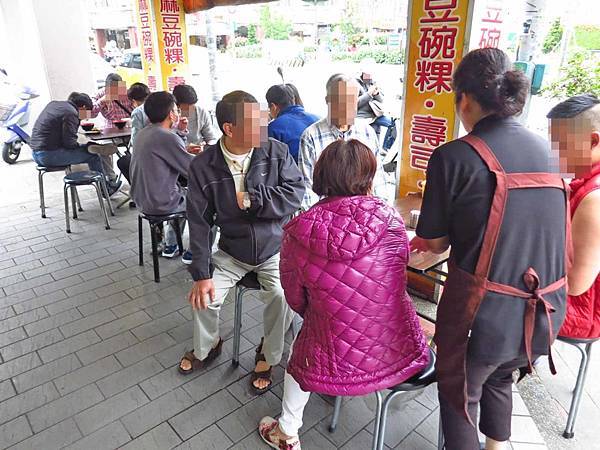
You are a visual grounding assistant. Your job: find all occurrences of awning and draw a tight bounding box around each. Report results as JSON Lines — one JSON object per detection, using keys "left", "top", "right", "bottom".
{"left": 183, "top": 0, "right": 277, "bottom": 13}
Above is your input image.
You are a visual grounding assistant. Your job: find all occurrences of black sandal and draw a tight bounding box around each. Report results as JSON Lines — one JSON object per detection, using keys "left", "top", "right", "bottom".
{"left": 250, "top": 366, "right": 273, "bottom": 394}
{"left": 178, "top": 338, "right": 223, "bottom": 375}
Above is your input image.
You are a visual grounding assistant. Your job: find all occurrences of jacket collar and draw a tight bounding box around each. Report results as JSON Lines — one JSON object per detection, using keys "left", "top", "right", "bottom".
{"left": 206, "top": 138, "right": 269, "bottom": 172}
{"left": 280, "top": 105, "right": 304, "bottom": 116}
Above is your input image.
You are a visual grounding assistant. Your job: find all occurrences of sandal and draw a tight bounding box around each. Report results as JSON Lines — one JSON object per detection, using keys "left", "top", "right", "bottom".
{"left": 251, "top": 365, "right": 273, "bottom": 395}
{"left": 178, "top": 338, "right": 223, "bottom": 375}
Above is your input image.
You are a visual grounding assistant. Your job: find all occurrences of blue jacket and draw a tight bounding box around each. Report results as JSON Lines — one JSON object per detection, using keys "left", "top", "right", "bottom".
{"left": 268, "top": 105, "right": 319, "bottom": 162}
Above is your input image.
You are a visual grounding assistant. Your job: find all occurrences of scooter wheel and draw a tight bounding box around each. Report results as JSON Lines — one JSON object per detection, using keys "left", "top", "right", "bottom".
{"left": 2, "top": 141, "right": 22, "bottom": 164}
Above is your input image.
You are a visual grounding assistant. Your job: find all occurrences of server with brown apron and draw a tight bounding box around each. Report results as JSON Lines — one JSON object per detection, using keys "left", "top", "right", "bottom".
{"left": 412, "top": 49, "right": 571, "bottom": 450}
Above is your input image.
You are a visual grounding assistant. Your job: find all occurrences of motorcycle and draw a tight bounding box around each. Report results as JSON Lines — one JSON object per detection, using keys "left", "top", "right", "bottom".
{"left": 0, "top": 84, "right": 39, "bottom": 164}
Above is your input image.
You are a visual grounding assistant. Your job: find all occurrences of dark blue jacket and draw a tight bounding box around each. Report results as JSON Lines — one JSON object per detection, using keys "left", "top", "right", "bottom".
{"left": 268, "top": 105, "right": 319, "bottom": 162}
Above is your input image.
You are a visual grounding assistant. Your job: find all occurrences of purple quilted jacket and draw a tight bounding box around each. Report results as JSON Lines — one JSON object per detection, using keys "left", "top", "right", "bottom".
{"left": 281, "top": 195, "right": 430, "bottom": 396}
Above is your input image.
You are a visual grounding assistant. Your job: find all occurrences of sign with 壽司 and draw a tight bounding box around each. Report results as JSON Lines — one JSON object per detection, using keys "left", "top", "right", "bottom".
{"left": 397, "top": 0, "right": 473, "bottom": 197}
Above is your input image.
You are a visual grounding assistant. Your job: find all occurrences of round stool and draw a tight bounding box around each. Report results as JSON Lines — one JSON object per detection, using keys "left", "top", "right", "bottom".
{"left": 63, "top": 171, "right": 113, "bottom": 233}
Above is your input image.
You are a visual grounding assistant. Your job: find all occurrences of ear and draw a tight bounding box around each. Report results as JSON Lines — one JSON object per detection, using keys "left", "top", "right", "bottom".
{"left": 222, "top": 123, "right": 233, "bottom": 138}
{"left": 591, "top": 131, "right": 600, "bottom": 150}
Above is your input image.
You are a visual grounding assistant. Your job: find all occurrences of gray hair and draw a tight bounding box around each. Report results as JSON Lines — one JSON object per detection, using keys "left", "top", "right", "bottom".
{"left": 326, "top": 73, "right": 358, "bottom": 96}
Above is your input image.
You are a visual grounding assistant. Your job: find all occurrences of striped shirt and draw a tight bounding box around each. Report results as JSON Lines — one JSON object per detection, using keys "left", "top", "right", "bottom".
{"left": 298, "top": 117, "right": 385, "bottom": 209}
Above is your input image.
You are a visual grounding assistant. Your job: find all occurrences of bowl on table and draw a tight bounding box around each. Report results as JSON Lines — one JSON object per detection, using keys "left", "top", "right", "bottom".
{"left": 113, "top": 120, "right": 127, "bottom": 130}
{"left": 81, "top": 122, "right": 95, "bottom": 132}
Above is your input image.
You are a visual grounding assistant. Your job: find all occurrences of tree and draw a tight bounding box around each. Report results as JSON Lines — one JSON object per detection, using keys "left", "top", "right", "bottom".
{"left": 259, "top": 6, "right": 291, "bottom": 41}
{"left": 248, "top": 24, "right": 258, "bottom": 45}
{"left": 542, "top": 18, "right": 563, "bottom": 54}
{"left": 544, "top": 52, "right": 600, "bottom": 98}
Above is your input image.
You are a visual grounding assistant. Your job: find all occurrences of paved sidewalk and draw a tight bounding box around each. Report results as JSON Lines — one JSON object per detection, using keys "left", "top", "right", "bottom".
{"left": 0, "top": 151, "right": 553, "bottom": 449}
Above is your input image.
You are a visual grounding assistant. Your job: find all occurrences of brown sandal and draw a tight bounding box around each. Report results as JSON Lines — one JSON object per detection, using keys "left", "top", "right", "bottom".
{"left": 178, "top": 338, "right": 223, "bottom": 375}
{"left": 251, "top": 366, "right": 273, "bottom": 395}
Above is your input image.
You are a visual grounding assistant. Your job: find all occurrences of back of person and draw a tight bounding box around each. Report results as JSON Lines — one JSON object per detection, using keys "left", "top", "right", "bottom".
{"left": 269, "top": 106, "right": 319, "bottom": 161}
{"left": 282, "top": 195, "right": 429, "bottom": 395}
{"left": 426, "top": 116, "right": 567, "bottom": 362}
{"left": 30, "top": 101, "right": 75, "bottom": 151}
{"left": 130, "top": 124, "right": 190, "bottom": 215}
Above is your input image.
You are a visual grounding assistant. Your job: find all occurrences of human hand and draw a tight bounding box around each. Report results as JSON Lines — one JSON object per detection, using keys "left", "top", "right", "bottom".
{"left": 410, "top": 236, "right": 429, "bottom": 254}
{"left": 368, "top": 85, "right": 378, "bottom": 96}
{"left": 187, "top": 144, "right": 204, "bottom": 155}
{"left": 188, "top": 279, "right": 215, "bottom": 310}
{"left": 177, "top": 117, "right": 189, "bottom": 132}
{"left": 236, "top": 192, "right": 246, "bottom": 209}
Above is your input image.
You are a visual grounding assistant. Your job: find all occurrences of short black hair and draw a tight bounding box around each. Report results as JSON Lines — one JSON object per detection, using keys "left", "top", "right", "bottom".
{"left": 547, "top": 94, "right": 600, "bottom": 119}
{"left": 172, "top": 84, "right": 198, "bottom": 105}
{"left": 127, "top": 83, "right": 151, "bottom": 102}
{"left": 266, "top": 84, "right": 294, "bottom": 110}
{"left": 67, "top": 92, "right": 93, "bottom": 110}
{"left": 105, "top": 73, "right": 122, "bottom": 86}
{"left": 144, "top": 91, "right": 176, "bottom": 124}
{"left": 215, "top": 90, "right": 258, "bottom": 133}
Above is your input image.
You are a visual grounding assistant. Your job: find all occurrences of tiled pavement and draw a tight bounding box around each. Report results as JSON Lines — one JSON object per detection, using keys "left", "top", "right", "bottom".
{"left": 0, "top": 152, "right": 551, "bottom": 449}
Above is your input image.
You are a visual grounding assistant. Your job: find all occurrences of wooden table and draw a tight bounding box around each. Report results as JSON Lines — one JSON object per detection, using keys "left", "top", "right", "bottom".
{"left": 396, "top": 194, "right": 450, "bottom": 279}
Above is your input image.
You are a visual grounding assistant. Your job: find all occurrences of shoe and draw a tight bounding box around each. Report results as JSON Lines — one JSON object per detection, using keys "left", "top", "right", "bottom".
{"left": 258, "top": 417, "right": 301, "bottom": 450}
{"left": 182, "top": 250, "right": 192, "bottom": 265}
{"left": 107, "top": 179, "right": 122, "bottom": 197}
{"left": 128, "top": 201, "right": 136, "bottom": 209}
{"left": 161, "top": 245, "right": 178, "bottom": 258}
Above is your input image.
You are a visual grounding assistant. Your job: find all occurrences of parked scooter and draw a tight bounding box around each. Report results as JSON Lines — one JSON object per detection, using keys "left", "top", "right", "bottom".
{"left": 0, "top": 78, "right": 39, "bottom": 164}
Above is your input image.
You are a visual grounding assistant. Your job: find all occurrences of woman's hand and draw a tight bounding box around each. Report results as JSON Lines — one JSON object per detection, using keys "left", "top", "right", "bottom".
{"left": 410, "top": 236, "right": 430, "bottom": 253}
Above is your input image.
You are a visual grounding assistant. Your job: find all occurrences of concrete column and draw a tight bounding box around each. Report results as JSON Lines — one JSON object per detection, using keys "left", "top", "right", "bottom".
{"left": 0, "top": 0, "right": 95, "bottom": 102}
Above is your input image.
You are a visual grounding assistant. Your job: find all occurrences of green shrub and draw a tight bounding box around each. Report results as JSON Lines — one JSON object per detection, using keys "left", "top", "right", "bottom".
{"left": 544, "top": 52, "right": 600, "bottom": 98}
{"left": 332, "top": 47, "right": 404, "bottom": 64}
{"left": 233, "top": 45, "right": 263, "bottom": 59}
{"left": 574, "top": 25, "right": 600, "bottom": 50}
{"left": 248, "top": 24, "right": 258, "bottom": 45}
{"left": 542, "top": 18, "right": 563, "bottom": 54}
{"left": 375, "top": 35, "right": 388, "bottom": 46}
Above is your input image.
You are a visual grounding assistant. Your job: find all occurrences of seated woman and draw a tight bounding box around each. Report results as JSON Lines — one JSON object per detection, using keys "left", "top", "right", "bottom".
{"left": 258, "top": 139, "right": 430, "bottom": 450}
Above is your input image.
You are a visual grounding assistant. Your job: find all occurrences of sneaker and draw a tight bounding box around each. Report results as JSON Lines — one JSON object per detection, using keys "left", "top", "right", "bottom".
{"left": 107, "top": 179, "right": 122, "bottom": 197}
{"left": 161, "top": 245, "right": 178, "bottom": 258}
{"left": 258, "top": 417, "right": 301, "bottom": 450}
{"left": 182, "top": 250, "right": 192, "bottom": 265}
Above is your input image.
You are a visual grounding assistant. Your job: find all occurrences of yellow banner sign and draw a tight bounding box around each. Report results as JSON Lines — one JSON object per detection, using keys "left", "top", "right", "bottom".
{"left": 152, "top": 0, "right": 191, "bottom": 91}
{"left": 135, "top": 0, "right": 160, "bottom": 90}
{"left": 398, "top": 0, "right": 472, "bottom": 196}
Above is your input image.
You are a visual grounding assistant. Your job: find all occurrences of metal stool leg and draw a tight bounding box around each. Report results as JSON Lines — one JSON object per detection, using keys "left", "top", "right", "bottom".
{"left": 70, "top": 186, "right": 78, "bottom": 219}
{"left": 232, "top": 286, "right": 244, "bottom": 367}
{"left": 93, "top": 182, "right": 110, "bottom": 230}
{"left": 563, "top": 343, "right": 593, "bottom": 438}
{"left": 376, "top": 390, "right": 404, "bottom": 450}
{"left": 150, "top": 224, "right": 160, "bottom": 283}
{"left": 66, "top": 166, "right": 83, "bottom": 212}
{"left": 371, "top": 391, "right": 384, "bottom": 450}
{"left": 138, "top": 215, "right": 144, "bottom": 266}
{"left": 437, "top": 409, "right": 445, "bottom": 449}
{"left": 99, "top": 177, "right": 114, "bottom": 216}
{"left": 63, "top": 184, "right": 71, "bottom": 233}
{"left": 174, "top": 218, "right": 184, "bottom": 255}
{"left": 38, "top": 169, "right": 46, "bottom": 218}
{"left": 329, "top": 396, "right": 343, "bottom": 432}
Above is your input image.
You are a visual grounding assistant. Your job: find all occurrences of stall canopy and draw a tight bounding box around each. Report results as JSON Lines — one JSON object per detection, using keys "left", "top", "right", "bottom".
{"left": 183, "top": 0, "right": 277, "bottom": 13}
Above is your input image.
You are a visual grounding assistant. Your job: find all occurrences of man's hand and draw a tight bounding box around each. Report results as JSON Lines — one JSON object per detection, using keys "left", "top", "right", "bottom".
{"left": 188, "top": 279, "right": 215, "bottom": 310}
{"left": 410, "top": 236, "right": 430, "bottom": 254}
{"left": 187, "top": 144, "right": 204, "bottom": 155}
{"left": 368, "top": 85, "right": 379, "bottom": 96}
{"left": 177, "top": 117, "right": 189, "bottom": 132}
{"left": 236, "top": 192, "right": 247, "bottom": 210}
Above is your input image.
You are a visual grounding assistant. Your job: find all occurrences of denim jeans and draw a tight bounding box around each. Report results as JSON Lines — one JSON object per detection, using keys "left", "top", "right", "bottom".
{"left": 32, "top": 146, "right": 105, "bottom": 175}
{"left": 371, "top": 115, "right": 396, "bottom": 151}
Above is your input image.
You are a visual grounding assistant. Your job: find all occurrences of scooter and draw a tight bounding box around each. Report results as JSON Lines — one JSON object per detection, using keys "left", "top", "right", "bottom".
{"left": 1, "top": 84, "right": 39, "bottom": 164}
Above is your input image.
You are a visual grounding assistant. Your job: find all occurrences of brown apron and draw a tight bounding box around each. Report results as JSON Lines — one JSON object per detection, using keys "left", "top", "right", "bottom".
{"left": 433, "top": 134, "right": 573, "bottom": 423}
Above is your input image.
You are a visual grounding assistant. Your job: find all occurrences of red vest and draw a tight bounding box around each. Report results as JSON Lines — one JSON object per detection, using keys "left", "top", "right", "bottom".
{"left": 559, "top": 164, "right": 600, "bottom": 339}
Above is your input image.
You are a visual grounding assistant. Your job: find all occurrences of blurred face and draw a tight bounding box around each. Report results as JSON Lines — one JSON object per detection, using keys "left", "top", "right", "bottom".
{"left": 327, "top": 80, "right": 358, "bottom": 128}
{"left": 78, "top": 108, "right": 92, "bottom": 120}
{"left": 178, "top": 103, "right": 194, "bottom": 118}
{"left": 105, "top": 81, "right": 126, "bottom": 100}
{"left": 550, "top": 117, "right": 600, "bottom": 178}
{"left": 223, "top": 102, "right": 268, "bottom": 149}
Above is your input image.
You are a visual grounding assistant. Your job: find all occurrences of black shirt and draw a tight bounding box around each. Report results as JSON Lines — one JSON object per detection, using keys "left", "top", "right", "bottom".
{"left": 417, "top": 115, "right": 567, "bottom": 363}
{"left": 30, "top": 101, "right": 80, "bottom": 151}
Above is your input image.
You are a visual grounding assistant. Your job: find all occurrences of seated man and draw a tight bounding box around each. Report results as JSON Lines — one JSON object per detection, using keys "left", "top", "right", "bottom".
{"left": 547, "top": 94, "right": 600, "bottom": 339}
{"left": 172, "top": 84, "right": 218, "bottom": 151}
{"left": 130, "top": 91, "right": 194, "bottom": 263}
{"left": 30, "top": 92, "right": 120, "bottom": 195}
{"left": 181, "top": 91, "right": 305, "bottom": 394}
{"left": 298, "top": 73, "right": 386, "bottom": 209}
{"left": 128, "top": 82, "right": 151, "bottom": 146}
{"left": 91, "top": 73, "right": 135, "bottom": 182}
{"left": 266, "top": 83, "right": 319, "bottom": 162}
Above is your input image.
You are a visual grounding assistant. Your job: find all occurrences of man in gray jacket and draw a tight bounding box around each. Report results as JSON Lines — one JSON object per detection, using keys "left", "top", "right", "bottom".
{"left": 179, "top": 91, "right": 305, "bottom": 394}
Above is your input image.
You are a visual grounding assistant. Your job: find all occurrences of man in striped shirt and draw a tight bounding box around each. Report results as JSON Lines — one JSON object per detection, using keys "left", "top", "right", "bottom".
{"left": 298, "top": 73, "right": 386, "bottom": 209}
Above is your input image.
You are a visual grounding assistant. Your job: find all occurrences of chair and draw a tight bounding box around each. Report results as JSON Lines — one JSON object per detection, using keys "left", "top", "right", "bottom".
{"left": 63, "top": 171, "right": 114, "bottom": 234}
{"left": 556, "top": 335, "right": 599, "bottom": 439}
{"left": 231, "top": 272, "right": 302, "bottom": 367}
{"left": 329, "top": 347, "right": 443, "bottom": 450}
{"left": 37, "top": 165, "right": 81, "bottom": 218}
{"left": 138, "top": 212, "right": 185, "bottom": 283}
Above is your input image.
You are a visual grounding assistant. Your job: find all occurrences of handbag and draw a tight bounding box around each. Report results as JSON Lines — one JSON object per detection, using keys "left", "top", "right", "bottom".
{"left": 368, "top": 99, "right": 385, "bottom": 117}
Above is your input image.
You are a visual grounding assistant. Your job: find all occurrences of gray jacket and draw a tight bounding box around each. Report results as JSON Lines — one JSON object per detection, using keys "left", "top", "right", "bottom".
{"left": 188, "top": 105, "right": 218, "bottom": 145}
{"left": 187, "top": 138, "right": 305, "bottom": 280}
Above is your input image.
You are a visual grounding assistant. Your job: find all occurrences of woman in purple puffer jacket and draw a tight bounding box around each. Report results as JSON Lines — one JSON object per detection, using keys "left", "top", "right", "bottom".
{"left": 258, "top": 139, "right": 430, "bottom": 450}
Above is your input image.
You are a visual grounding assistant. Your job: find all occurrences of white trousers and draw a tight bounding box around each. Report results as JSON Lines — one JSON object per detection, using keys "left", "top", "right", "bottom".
{"left": 278, "top": 354, "right": 311, "bottom": 436}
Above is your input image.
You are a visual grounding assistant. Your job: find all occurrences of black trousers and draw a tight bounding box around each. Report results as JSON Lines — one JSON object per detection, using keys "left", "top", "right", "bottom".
{"left": 439, "top": 354, "right": 533, "bottom": 450}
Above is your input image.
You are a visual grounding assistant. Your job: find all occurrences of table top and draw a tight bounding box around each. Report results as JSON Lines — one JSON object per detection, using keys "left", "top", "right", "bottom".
{"left": 396, "top": 194, "right": 450, "bottom": 273}
{"left": 79, "top": 127, "right": 132, "bottom": 141}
